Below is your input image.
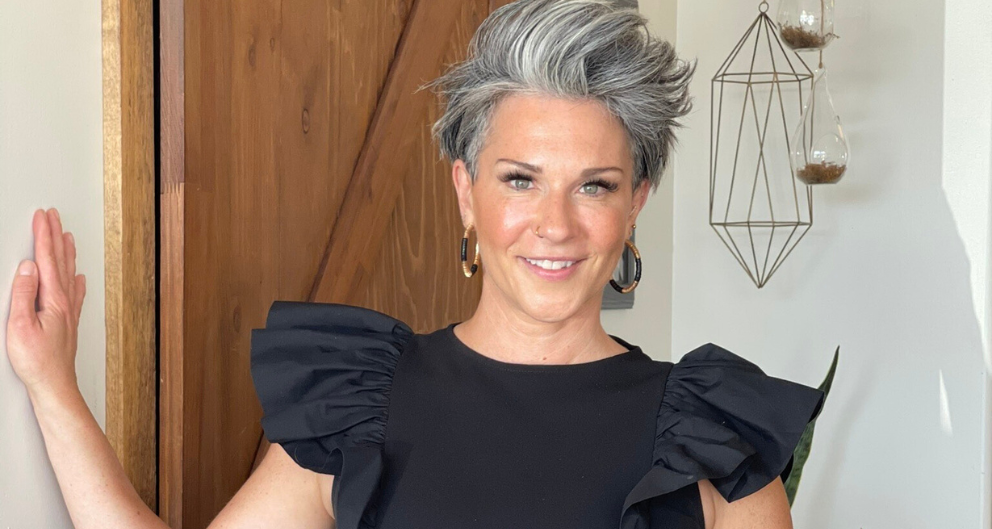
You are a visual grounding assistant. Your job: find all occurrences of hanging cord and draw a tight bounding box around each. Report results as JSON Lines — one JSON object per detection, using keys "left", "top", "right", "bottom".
{"left": 819, "top": 0, "right": 825, "bottom": 68}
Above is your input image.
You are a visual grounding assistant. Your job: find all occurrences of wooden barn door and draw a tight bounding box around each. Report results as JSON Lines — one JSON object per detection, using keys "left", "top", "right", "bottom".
{"left": 157, "top": 0, "right": 517, "bottom": 526}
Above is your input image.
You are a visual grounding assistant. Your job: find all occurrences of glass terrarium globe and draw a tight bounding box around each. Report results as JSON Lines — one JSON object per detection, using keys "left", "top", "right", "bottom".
{"left": 790, "top": 67, "right": 849, "bottom": 185}
{"left": 777, "top": 0, "right": 836, "bottom": 52}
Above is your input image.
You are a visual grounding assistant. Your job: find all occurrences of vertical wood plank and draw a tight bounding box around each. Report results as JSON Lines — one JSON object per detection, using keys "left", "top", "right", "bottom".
{"left": 102, "top": 0, "right": 158, "bottom": 512}
{"left": 183, "top": 0, "right": 283, "bottom": 526}
{"left": 159, "top": 0, "right": 185, "bottom": 522}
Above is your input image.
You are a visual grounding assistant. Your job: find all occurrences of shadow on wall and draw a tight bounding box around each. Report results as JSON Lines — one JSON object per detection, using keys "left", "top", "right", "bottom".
{"left": 672, "top": 0, "right": 988, "bottom": 527}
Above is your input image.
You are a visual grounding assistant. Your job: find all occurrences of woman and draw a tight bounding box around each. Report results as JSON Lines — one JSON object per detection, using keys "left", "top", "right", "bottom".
{"left": 6, "top": 0, "right": 824, "bottom": 528}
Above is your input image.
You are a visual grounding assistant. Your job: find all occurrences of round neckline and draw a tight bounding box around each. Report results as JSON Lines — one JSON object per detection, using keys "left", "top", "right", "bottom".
{"left": 443, "top": 322, "right": 645, "bottom": 373}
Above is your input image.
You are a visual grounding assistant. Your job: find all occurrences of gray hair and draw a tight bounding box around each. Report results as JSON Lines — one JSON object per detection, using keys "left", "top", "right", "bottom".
{"left": 424, "top": 0, "right": 694, "bottom": 192}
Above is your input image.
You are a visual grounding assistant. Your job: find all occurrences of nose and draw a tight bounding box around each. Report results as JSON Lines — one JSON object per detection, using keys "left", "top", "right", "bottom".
{"left": 535, "top": 189, "right": 578, "bottom": 242}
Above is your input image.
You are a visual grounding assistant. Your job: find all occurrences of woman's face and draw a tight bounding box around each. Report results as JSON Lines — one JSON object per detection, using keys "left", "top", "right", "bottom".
{"left": 452, "top": 93, "right": 650, "bottom": 323}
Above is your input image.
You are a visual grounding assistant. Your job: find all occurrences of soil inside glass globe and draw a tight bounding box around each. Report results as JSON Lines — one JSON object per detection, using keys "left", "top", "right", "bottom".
{"left": 797, "top": 161, "right": 846, "bottom": 184}
{"left": 780, "top": 25, "right": 828, "bottom": 50}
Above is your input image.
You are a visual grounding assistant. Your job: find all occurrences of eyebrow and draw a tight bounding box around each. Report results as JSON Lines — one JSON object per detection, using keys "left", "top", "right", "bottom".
{"left": 495, "top": 158, "right": 624, "bottom": 178}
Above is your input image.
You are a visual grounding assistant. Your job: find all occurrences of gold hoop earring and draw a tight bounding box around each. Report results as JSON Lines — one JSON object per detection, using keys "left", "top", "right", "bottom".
{"left": 609, "top": 238, "right": 641, "bottom": 294}
{"left": 461, "top": 224, "right": 481, "bottom": 278}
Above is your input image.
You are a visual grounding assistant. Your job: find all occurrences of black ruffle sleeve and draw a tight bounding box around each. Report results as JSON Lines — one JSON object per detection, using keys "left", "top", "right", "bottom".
{"left": 250, "top": 300, "right": 413, "bottom": 529}
{"left": 620, "top": 343, "right": 825, "bottom": 528}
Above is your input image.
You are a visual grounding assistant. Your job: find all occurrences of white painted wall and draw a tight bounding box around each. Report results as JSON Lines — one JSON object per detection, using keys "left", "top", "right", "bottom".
{"left": 0, "top": 0, "right": 105, "bottom": 527}
{"left": 653, "top": 0, "right": 992, "bottom": 527}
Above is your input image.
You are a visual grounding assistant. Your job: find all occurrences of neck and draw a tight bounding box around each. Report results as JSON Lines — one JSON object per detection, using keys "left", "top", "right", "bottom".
{"left": 454, "top": 278, "right": 628, "bottom": 365}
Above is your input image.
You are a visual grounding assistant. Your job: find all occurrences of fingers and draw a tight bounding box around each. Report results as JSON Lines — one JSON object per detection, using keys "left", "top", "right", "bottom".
{"left": 47, "top": 209, "right": 68, "bottom": 291}
{"left": 10, "top": 260, "right": 40, "bottom": 330}
{"left": 33, "top": 210, "right": 58, "bottom": 311}
{"left": 64, "top": 232, "right": 76, "bottom": 311}
{"left": 73, "top": 274, "right": 86, "bottom": 321}
{"left": 33, "top": 208, "right": 69, "bottom": 313}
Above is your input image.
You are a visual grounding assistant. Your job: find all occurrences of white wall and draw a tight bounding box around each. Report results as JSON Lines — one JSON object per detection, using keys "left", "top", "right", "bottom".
{"left": 666, "top": 0, "right": 992, "bottom": 527}
{"left": 0, "top": 0, "right": 105, "bottom": 527}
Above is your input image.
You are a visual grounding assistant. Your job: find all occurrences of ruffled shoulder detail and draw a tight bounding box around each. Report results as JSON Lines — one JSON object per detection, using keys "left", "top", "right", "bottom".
{"left": 250, "top": 300, "right": 413, "bottom": 529}
{"left": 621, "top": 343, "right": 825, "bottom": 528}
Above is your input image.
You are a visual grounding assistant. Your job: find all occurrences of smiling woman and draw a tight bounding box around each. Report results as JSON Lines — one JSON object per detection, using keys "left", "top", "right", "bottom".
{"left": 6, "top": 1, "right": 823, "bottom": 528}
{"left": 253, "top": 1, "right": 822, "bottom": 528}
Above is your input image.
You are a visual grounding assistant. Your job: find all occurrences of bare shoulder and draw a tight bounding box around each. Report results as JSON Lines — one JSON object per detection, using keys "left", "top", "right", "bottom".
{"left": 697, "top": 478, "right": 793, "bottom": 529}
{"left": 208, "top": 443, "right": 335, "bottom": 528}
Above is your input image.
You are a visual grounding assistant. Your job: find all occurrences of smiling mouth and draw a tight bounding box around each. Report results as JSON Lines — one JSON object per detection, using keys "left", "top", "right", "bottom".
{"left": 523, "top": 257, "right": 579, "bottom": 270}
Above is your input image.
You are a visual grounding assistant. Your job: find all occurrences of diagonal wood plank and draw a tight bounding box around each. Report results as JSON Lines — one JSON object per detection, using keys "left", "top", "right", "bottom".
{"left": 310, "top": 0, "right": 468, "bottom": 304}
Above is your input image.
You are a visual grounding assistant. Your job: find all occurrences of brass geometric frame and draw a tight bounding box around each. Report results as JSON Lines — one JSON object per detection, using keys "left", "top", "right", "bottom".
{"left": 710, "top": 2, "right": 815, "bottom": 288}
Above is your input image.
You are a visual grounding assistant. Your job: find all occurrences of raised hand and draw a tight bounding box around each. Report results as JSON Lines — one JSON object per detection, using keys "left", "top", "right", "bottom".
{"left": 6, "top": 208, "right": 87, "bottom": 399}
{"left": 3, "top": 208, "right": 329, "bottom": 529}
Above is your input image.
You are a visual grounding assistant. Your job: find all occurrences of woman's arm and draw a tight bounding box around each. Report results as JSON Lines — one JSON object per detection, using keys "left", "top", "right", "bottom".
{"left": 28, "top": 384, "right": 170, "bottom": 529}
{"left": 698, "top": 478, "right": 793, "bottom": 529}
{"left": 6, "top": 208, "right": 334, "bottom": 529}
{"left": 210, "top": 444, "right": 335, "bottom": 529}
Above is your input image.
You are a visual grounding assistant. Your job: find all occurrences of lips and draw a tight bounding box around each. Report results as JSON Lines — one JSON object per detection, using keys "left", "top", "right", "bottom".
{"left": 519, "top": 256, "right": 584, "bottom": 281}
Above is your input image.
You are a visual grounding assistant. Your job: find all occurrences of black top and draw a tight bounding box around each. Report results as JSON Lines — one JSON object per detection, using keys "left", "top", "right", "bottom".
{"left": 250, "top": 301, "right": 824, "bottom": 529}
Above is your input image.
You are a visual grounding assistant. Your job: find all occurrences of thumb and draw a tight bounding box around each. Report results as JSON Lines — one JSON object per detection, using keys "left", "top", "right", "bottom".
{"left": 10, "top": 260, "right": 40, "bottom": 327}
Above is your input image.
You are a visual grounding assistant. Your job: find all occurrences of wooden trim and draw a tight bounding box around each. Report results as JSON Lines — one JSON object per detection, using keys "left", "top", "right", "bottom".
{"left": 310, "top": 0, "right": 466, "bottom": 303}
{"left": 159, "top": 0, "right": 185, "bottom": 524}
{"left": 102, "top": 0, "right": 158, "bottom": 512}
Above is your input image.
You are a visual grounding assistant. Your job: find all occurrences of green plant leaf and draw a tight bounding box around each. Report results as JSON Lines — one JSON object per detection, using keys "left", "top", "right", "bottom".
{"left": 784, "top": 345, "right": 838, "bottom": 507}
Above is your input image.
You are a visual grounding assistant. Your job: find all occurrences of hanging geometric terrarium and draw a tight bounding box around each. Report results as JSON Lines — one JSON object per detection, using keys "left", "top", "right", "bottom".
{"left": 710, "top": 2, "right": 815, "bottom": 288}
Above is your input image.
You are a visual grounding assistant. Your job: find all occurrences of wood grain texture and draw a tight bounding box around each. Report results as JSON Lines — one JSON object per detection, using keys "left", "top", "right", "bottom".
{"left": 250, "top": 0, "right": 489, "bottom": 471}
{"left": 174, "top": 1, "right": 414, "bottom": 526}
{"left": 181, "top": 1, "right": 283, "bottom": 527}
{"left": 102, "top": 0, "right": 158, "bottom": 512}
{"left": 310, "top": 0, "right": 473, "bottom": 305}
{"left": 159, "top": 0, "right": 185, "bottom": 523}
{"left": 358, "top": 0, "right": 488, "bottom": 329}
{"left": 169, "top": 0, "right": 497, "bottom": 524}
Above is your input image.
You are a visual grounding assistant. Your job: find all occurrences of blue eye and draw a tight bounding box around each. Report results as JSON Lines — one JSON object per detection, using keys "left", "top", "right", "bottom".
{"left": 580, "top": 183, "right": 601, "bottom": 195}
{"left": 579, "top": 179, "right": 620, "bottom": 195}
{"left": 499, "top": 171, "right": 534, "bottom": 190}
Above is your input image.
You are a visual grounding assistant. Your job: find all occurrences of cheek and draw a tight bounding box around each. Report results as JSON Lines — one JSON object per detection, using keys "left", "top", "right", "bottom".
{"left": 579, "top": 206, "right": 627, "bottom": 252}
{"left": 476, "top": 196, "right": 533, "bottom": 250}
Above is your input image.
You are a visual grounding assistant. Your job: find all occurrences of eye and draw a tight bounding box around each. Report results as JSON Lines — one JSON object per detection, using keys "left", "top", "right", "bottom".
{"left": 499, "top": 171, "right": 534, "bottom": 191}
{"left": 579, "top": 178, "right": 620, "bottom": 196}
{"left": 580, "top": 183, "right": 602, "bottom": 195}
{"left": 512, "top": 178, "right": 532, "bottom": 190}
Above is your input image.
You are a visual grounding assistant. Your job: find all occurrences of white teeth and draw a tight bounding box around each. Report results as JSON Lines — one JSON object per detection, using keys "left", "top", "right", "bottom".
{"left": 525, "top": 258, "right": 576, "bottom": 270}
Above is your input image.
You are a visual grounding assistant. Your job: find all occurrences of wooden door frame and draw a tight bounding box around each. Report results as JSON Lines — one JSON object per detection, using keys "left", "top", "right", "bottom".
{"left": 102, "top": 0, "right": 158, "bottom": 513}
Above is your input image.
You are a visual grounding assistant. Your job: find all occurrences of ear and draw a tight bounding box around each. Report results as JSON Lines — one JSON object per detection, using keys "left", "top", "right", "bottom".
{"left": 452, "top": 159, "right": 475, "bottom": 228}
{"left": 627, "top": 179, "right": 651, "bottom": 235}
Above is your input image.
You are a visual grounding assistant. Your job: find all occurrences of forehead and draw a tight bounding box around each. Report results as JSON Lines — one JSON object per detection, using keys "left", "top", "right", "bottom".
{"left": 479, "top": 93, "right": 632, "bottom": 173}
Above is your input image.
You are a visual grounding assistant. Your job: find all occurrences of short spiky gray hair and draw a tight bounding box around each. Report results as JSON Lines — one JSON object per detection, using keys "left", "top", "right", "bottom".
{"left": 426, "top": 0, "right": 694, "bottom": 192}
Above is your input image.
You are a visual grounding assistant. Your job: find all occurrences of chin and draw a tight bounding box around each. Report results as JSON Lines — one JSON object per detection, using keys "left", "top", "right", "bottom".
{"left": 515, "top": 292, "right": 590, "bottom": 323}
